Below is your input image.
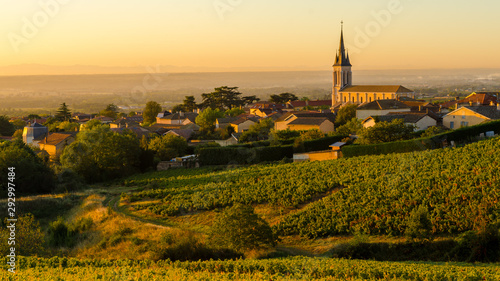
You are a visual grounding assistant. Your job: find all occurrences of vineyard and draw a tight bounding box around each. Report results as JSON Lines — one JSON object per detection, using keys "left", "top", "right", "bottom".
{"left": 121, "top": 137, "right": 500, "bottom": 238}
{"left": 1, "top": 256, "right": 499, "bottom": 280}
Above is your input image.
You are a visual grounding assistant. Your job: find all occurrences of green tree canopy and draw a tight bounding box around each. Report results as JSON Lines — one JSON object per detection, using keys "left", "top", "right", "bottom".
{"left": 99, "top": 104, "right": 119, "bottom": 119}
{"left": 0, "top": 115, "right": 15, "bottom": 136}
{"left": 0, "top": 140, "right": 55, "bottom": 195}
{"left": 357, "top": 119, "right": 415, "bottom": 144}
{"left": 269, "top": 93, "right": 298, "bottom": 104}
{"left": 195, "top": 108, "right": 225, "bottom": 132}
{"left": 182, "top": 96, "right": 198, "bottom": 112}
{"left": 148, "top": 134, "right": 188, "bottom": 161}
{"left": 239, "top": 118, "right": 274, "bottom": 143}
{"left": 210, "top": 204, "right": 276, "bottom": 251}
{"left": 335, "top": 104, "right": 358, "bottom": 126}
{"left": 143, "top": 101, "right": 163, "bottom": 124}
{"left": 57, "top": 121, "right": 79, "bottom": 132}
{"left": 60, "top": 125, "right": 141, "bottom": 183}
{"left": 335, "top": 118, "right": 363, "bottom": 136}
{"left": 225, "top": 108, "right": 245, "bottom": 117}
{"left": 55, "top": 103, "right": 72, "bottom": 121}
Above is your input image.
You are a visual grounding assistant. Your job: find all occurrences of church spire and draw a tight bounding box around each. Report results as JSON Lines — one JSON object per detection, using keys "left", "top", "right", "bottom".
{"left": 334, "top": 21, "right": 351, "bottom": 67}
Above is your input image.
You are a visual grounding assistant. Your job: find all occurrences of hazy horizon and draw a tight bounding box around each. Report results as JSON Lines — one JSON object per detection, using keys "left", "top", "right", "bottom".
{"left": 2, "top": 1, "right": 500, "bottom": 76}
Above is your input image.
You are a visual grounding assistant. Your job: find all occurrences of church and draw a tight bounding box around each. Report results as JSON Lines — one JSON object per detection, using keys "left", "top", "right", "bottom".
{"left": 332, "top": 24, "right": 414, "bottom": 106}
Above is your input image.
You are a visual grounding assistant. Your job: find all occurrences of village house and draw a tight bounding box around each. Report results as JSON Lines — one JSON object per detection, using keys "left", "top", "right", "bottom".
{"left": 22, "top": 123, "right": 48, "bottom": 147}
{"left": 38, "top": 133, "right": 75, "bottom": 160}
{"left": 164, "top": 129, "right": 195, "bottom": 140}
{"left": 230, "top": 117, "right": 259, "bottom": 133}
{"left": 443, "top": 105, "right": 500, "bottom": 129}
{"left": 274, "top": 112, "right": 335, "bottom": 133}
{"left": 156, "top": 112, "right": 198, "bottom": 125}
{"left": 356, "top": 99, "right": 411, "bottom": 120}
{"left": 440, "top": 92, "right": 499, "bottom": 110}
{"left": 248, "top": 102, "right": 284, "bottom": 117}
{"left": 293, "top": 142, "right": 346, "bottom": 162}
{"left": 362, "top": 112, "right": 438, "bottom": 131}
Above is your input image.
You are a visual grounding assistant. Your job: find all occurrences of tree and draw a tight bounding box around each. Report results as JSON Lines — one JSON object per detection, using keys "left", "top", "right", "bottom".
{"left": 100, "top": 104, "right": 119, "bottom": 119}
{"left": 143, "top": 101, "right": 163, "bottom": 124}
{"left": 27, "top": 114, "right": 41, "bottom": 120}
{"left": 242, "top": 95, "right": 260, "bottom": 106}
{"left": 171, "top": 104, "right": 185, "bottom": 113}
{"left": 239, "top": 118, "right": 274, "bottom": 143}
{"left": 406, "top": 206, "right": 432, "bottom": 242}
{"left": 55, "top": 103, "right": 72, "bottom": 121}
{"left": 210, "top": 204, "right": 276, "bottom": 251}
{"left": 225, "top": 108, "right": 245, "bottom": 117}
{"left": 200, "top": 86, "right": 243, "bottom": 110}
{"left": 298, "top": 129, "right": 325, "bottom": 141}
{"left": 83, "top": 119, "right": 102, "bottom": 131}
{"left": 57, "top": 121, "right": 79, "bottom": 132}
{"left": 335, "top": 118, "right": 363, "bottom": 136}
{"left": 195, "top": 108, "right": 225, "bottom": 132}
{"left": 60, "top": 125, "right": 141, "bottom": 183}
{"left": 269, "top": 93, "right": 298, "bottom": 104}
{"left": 0, "top": 140, "right": 55, "bottom": 195}
{"left": 12, "top": 129, "right": 23, "bottom": 140}
{"left": 0, "top": 115, "right": 15, "bottom": 136}
{"left": 148, "top": 134, "right": 188, "bottom": 161}
{"left": 0, "top": 214, "right": 45, "bottom": 256}
{"left": 421, "top": 126, "right": 448, "bottom": 138}
{"left": 335, "top": 104, "right": 358, "bottom": 126}
{"left": 182, "top": 96, "right": 198, "bottom": 112}
{"left": 357, "top": 119, "right": 415, "bottom": 144}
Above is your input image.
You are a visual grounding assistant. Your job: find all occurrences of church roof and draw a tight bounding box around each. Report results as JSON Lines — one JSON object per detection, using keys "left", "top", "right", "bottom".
{"left": 357, "top": 99, "right": 411, "bottom": 110}
{"left": 340, "top": 85, "right": 414, "bottom": 93}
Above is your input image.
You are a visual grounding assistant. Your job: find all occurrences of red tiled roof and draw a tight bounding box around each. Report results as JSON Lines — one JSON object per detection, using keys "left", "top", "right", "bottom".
{"left": 39, "top": 133, "right": 73, "bottom": 146}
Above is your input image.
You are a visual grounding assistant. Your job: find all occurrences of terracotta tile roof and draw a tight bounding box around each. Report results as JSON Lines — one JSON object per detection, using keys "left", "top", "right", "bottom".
{"left": 164, "top": 129, "right": 194, "bottom": 140}
{"left": 357, "top": 99, "right": 411, "bottom": 110}
{"left": 231, "top": 117, "right": 259, "bottom": 125}
{"left": 39, "top": 133, "right": 74, "bottom": 146}
{"left": 340, "top": 85, "right": 414, "bottom": 93}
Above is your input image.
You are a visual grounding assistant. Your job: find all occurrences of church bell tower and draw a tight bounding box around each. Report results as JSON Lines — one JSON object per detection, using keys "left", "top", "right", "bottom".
{"left": 332, "top": 22, "right": 352, "bottom": 105}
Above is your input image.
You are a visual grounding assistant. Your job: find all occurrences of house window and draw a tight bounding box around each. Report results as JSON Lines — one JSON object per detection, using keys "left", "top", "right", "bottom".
{"left": 450, "top": 122, "right": 454, "bottom": 129}
{"left": 461, "top": 121, "right": 469, "bottom": 128}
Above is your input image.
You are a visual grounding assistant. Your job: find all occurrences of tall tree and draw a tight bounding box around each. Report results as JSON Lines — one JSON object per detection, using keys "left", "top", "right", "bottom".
{"left": 143, "top": 101, "right": 163, "bottom": 124}
{"left": 200, "top": 86, "right": 243, "bottom": 110}
{"left": 0, "top": 115, "right": 15, "bottom": 136}
{"left": 269, "top": 93, "right": 298, "bottom": 104}
{"left": 55, "top": 103, "right": 72, "bottom": 121}
{"left": 100, "top": 104, "right": 119, "bottom": 119}
{"left": 242, "top": 95, "right": 260, "bottom": 106}
{"left": 182, "top": 96, "right": 198, "bottom": 112}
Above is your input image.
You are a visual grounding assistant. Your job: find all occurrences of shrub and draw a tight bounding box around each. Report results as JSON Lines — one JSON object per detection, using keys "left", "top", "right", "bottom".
{"left": 0, "top": 214, "right": 45, "bottom": 256}
{"left": 210, "top": 204, "right": 276, "bottom": 251}
{"left": 406, "top": 206, "right": 433, "bottom": 242}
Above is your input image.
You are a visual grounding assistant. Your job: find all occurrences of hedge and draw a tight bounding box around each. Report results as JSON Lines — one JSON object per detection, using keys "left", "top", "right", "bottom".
{"left": 198, "top": 145, "right": 294, "bottom": 166}
{"left": 343, "top": 120, "right": 500, "bottom": 158}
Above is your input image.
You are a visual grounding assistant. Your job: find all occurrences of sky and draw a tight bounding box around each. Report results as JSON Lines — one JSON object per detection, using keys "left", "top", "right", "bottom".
{"left": 1, "top": 0, "right": 499, "bottom": 74}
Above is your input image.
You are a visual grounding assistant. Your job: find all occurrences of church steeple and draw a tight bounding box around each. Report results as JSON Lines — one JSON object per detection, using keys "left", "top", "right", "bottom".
{"left": 332, "top": 21, "right": 353, "bottom": 105}
{"left": 334, "top": 21, "right": 351, "bottom": 67}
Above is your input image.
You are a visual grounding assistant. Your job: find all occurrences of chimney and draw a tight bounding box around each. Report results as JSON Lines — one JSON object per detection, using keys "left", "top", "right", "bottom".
{"left": 490, "top": 101, "right": 495, "bottom": 106}
{"left": 419, "top": 105, "right": 422, "bottom": 112}
{"left": 306, "top": 100, "right": 309, "bottom": 107}
{"left": 469, "top": 101, "right": 473, "bottom": 106}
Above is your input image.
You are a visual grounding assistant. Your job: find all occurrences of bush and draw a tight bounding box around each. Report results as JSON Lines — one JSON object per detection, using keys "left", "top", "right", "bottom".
{"left": 0, "top": 214, "right": 45, "bottom": 256}
{"left": 210, "top": 204, "right": 276, "bottom": 251}
{"left": 155, "top": 231, "right": 241, "bottom": 261}
{"left": 406, "top": 206, "right": 433, "bottom": 242}
{"left": 47, "top": 217, "right": 76, "bottom": 248}
{"left": 451, "top": 226, "right": 500, "bottom": 262}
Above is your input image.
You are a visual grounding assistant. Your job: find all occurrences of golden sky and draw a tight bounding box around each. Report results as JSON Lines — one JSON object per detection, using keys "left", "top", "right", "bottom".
{"left": 1, "top": 0, "right": 499, "bottom": 74}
